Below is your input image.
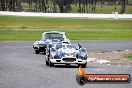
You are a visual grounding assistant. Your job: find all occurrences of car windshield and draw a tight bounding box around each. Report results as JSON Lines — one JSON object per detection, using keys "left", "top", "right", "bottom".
{"left": 66, "top": 45, "right": 76, "bottom": 49}
{"left": 56, "top": 44, "right": 65, "bottom": 49}
{"left": 45, "top": 33, "right": 64, "bottom": 41}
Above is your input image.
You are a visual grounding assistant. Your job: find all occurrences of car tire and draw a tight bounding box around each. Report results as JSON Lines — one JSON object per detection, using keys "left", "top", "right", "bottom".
{"left": 49, "top": 55, "right": 54, "bottom": 67}
{"left": 78, "top": 64, "right": 81, "bottom": 68}
{"left": 49, "top": 61, "right": 54, "bottom": 67}
{"left": 46, "top": 60, "right": 49, "bottom": 66}
{"left": 43, "top": 49, "right": 46, "bottom": 55}
{"left": 43, "top": 51, "right": 46, "bottom": 55}
{"left": 35, "top": 50, "right": 40, "bottom": 54}
{"left": 78, "top": 63, "right": 87, "bottom": 68}
{"left": 82, "top": 63, "right": 87, "bottom": 68}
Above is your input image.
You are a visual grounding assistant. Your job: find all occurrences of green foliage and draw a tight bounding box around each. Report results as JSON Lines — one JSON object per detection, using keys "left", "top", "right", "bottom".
{"left": 0, "top": 0, "right": 132, "bottom": 13}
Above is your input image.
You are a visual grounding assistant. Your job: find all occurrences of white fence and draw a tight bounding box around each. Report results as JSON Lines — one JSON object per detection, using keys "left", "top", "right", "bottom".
{"left": 0, "top": 11, "right": 132, "bottom": 19}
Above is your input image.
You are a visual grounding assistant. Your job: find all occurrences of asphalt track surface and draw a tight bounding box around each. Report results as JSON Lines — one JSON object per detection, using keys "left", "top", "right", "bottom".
{"left": 0, "top": 40, "right": 132, "bottom": 88}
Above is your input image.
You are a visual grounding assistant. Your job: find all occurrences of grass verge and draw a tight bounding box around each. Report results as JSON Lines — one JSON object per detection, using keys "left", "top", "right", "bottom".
{"left": 123, "top": 53, "right": 132, "bottom": 60}
{"left": 0, "top": 16, "right": 132, "bottom": 30}
{"left": 0, "top": 16, "right": 132, "bottom": 41}
{"left": 0, "top": 29, "right": 132, "bottom": 41}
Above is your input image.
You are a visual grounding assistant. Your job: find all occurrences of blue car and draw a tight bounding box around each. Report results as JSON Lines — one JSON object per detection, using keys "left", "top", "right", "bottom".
{"left": 45, "top": 42, "right": 87, "bottom": 68}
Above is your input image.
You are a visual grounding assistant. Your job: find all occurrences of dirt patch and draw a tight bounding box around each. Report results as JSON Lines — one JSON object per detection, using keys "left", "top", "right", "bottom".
{"left": 89, "top": 50, "right": 132, "bottom": 65}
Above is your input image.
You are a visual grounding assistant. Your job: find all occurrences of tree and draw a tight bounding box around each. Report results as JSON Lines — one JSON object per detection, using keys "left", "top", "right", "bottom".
{"left": 0, "top": 0, "right": 129, "bottom": 13}
{"left": 28, "top": 0, "right": 32, "bottom": 11}
{"left": 0, "top": 0, "right": 6, "bottom": 11}
{"left": 120, "top": 0, "right": 127, "bottom": 14}
{"left": 16, "top": 0, "right": 22, "bottom": 11}
{"left": 91, "top": 0, "right": 96, "bottom": 13}
{"left": 55, "top": 0, "right": 75, "bottom": 13}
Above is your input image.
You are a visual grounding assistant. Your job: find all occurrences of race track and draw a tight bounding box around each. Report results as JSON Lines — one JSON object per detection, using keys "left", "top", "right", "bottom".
{"left": 0, "top": 41, "right": 132, "bottom": 88}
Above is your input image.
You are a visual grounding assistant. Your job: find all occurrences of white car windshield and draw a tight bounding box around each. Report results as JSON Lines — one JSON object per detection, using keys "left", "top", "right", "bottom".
{"left": 45, "top": 33, "right": 64, "bottom": 41}
{"left": 66, "top": 45, "right": 76, "bottom": 49}
{"left": 56, "top": 44, "right": 77, "bottom": 50}
{"left": 56, "top": 45, "right": 65, "bottom": 49}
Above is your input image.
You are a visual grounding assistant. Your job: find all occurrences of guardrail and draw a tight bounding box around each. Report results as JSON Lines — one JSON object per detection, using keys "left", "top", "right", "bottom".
{"left": 0, "top": 11, "right": 132, "bottom": 19}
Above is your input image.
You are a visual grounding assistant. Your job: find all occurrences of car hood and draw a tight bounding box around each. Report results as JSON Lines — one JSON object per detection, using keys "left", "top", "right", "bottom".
{"left": 58, "top": 48, "right": 76, "bottom": 53}
{"left": 33, "top": 40, "right": 45, "bottom": 45}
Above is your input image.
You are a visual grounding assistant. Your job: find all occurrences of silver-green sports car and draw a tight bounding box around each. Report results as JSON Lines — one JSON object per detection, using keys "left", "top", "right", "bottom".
{"left": 33, "top": 31, "right": 70, "bottom": 54}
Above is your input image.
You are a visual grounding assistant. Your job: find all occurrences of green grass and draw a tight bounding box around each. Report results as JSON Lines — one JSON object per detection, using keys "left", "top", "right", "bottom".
{"left": 0, "top": 16, "right": 132, "bottom": 41}
{"left": 0, "top": 29, "right": 132, "bottom": 41}
{"left": 0, "top": 30, "right": 42, "bottom": 41}
{"left": 0, "top": 16, "right": 132, "bottom": 30}
{"left": 123, "top": 53, "right": 132, "bottom": 60}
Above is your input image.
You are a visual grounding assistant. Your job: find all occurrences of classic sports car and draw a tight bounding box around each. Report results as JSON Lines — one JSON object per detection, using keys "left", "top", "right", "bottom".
{"left": 45, "top": 42, "right": 87, "bottom": 68}
{"left": 33, "top": 31, "right": 70, "bottom": 54}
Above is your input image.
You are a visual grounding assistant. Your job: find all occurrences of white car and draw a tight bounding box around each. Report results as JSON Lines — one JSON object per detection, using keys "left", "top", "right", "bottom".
{"left": 46, "top": 43, "right": 87, "bottom": 68}
{"left": 33, "top": 31, "right": 70, "bottom": 54}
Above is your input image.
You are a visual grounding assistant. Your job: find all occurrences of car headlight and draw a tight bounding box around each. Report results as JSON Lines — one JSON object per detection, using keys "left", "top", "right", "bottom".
{"left": 51, "top": 51, "right": 61, "bottom": 59}
{"left": 34, "top": 44, "right": 39, "bottom": 48}
{"left": 77, "top": 54, "right": 87, "bottom": 60}
{"left": 54, "top": 54, "right": 61, "bottom": 59}
{"left": 59, "top": 52, "right": 65, "bottom": 57}
{"left": 34, "top": 42, "right": 39, "bottom": 45}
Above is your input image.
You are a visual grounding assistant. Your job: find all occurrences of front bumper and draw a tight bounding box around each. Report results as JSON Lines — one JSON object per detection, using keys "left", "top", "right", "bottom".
{"left": 50, "top": 58, "right": 87, "bottom": 64}
{"left": 33, "top": 44, "right": 47, "bottom": 52}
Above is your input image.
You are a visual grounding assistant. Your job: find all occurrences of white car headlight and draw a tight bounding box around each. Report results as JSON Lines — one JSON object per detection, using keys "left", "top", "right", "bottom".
{"left": 34, "top": 44, "right": 39, "bottom": 48}
{"left": 34, "top": 42, "right": 39, "bottom": 45}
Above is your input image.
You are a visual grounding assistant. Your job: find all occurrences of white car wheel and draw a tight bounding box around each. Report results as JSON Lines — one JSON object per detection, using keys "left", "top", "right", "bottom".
{"left": 49, "top": 55, "right": 54, "bottom": 67}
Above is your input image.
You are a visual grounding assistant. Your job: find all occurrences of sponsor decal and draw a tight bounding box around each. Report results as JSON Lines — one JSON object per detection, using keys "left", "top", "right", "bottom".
{"left": 76, "top": 66, "right": 131, "bottom": 85}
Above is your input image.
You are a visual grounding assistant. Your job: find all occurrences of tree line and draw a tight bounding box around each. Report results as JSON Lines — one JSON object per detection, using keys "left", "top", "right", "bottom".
{"left": 0, "top": 0, "right": 129, "bottom": 14}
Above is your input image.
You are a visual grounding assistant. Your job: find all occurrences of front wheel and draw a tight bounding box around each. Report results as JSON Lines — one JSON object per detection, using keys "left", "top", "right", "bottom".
{"left": 49, "top": 55, "right": 54, "bottom": 67}
{"left": 46, "top": 60, "right": 49, "bottom": 66}
{"left": 78, "top": 63, "right": 87, "bottom": 68}
{"left": 43, "top": 49, "right": 46, "bottom": 55}
{"left": 35, "top": 50, "right": 40, "bottom": 54}
{"left": 49, "top": 61, "right": 54, "bottom": 67}
{"left": 82, "top": 63, "right": 87, "bottom": 68}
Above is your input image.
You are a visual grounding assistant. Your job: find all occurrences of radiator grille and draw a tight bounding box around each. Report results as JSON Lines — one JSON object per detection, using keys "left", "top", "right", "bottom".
{"left": 62, "top": 58, "right": 76, "bottom": 62}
